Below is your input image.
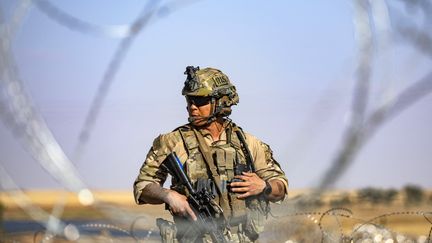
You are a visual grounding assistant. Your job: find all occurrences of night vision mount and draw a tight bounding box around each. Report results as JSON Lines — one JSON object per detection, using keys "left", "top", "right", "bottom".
{"left": 184, "top": 66, "right": 200, "bottom": 92}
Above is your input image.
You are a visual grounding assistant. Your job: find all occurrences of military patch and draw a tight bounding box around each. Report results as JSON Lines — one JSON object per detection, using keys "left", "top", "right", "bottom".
{"left": 212, "top": 75, "right": 229, "bottom": 87}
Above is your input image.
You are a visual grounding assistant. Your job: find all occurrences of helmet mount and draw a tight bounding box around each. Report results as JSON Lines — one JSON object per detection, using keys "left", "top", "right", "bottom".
{"left": 183, "top": 66, "right": 200, "bottom": 92}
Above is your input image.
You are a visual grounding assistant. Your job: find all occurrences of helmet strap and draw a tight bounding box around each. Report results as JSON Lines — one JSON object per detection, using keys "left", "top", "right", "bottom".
{"left": 205, "top": 97, "right": 218, "bottom": 124}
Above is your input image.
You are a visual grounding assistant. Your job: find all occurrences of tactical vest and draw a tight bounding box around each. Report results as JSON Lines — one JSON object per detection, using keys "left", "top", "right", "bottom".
{"left": 172, "top": 123, "right": 267, "bottom": 239}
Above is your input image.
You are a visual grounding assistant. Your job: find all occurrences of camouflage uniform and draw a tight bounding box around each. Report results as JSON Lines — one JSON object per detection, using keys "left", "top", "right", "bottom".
{"left": 134, "top": 121, "right": 288, "bottom": 242}
{"left": 133, "top": 66, "right": 288, "bottom": 242}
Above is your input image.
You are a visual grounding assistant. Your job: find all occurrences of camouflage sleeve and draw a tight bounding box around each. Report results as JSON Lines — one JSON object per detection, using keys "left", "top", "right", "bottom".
{"left": 245, "top": 133, "right": 288, "bottom": 195}
{"left": 133, "top": 131, "right": 186, "bottom": 204}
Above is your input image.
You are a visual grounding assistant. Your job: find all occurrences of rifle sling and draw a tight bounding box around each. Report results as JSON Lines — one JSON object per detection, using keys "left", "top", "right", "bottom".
{"left": 234, "top": 129, "right": 255, "bottom": 172}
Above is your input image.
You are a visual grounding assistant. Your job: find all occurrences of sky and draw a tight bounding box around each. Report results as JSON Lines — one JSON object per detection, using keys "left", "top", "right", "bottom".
{"left": 0, "top": 0, "right": 431, "bottom": 190}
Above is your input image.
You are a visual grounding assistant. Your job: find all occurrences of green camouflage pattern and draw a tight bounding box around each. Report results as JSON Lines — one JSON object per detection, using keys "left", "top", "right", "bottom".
{"left": 182, "top": 67, "right": 239, "bottom": 106}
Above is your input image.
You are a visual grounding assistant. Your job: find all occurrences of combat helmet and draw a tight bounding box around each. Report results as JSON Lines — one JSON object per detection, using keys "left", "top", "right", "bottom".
{"left": 182, "top": 66, "right": 239, "bottom": 123}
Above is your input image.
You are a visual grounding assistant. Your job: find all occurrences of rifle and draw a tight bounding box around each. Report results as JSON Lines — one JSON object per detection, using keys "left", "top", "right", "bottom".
{"left": 161, "top": 152, "right": 228, "bottom": 243}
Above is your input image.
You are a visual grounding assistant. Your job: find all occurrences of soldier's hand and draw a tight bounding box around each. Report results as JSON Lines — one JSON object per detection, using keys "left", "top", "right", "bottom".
{"left": 230, "top": 172, "right": 266, "bottom": 199}
{"left": 165, "top": 190, "right": 197, "bottom": 221}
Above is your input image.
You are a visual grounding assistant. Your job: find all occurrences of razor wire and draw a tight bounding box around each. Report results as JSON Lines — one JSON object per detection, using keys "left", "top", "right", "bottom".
{"left": 1, "top": 0, "right": 432, "bottom": 242}
{"left": 318, "top": 208, "right": 353, "bottom": 243}
{"left": 0, "top": 164, "right": 80, "bottom": 241}
{"left": 317, "top": 0, "right": 432, "bottom": 190}
{"left": 34, "top": 0, "right": 140, "bottom": 38}
{"left": 36, "top": 0, "right": 200, "bottom": 235}
{"left": 263, "top": 205, "right": 432, "bottom": 242}
{"left": 33, "top": 222, "right": 135, "bottom": 243}
{"left": 2, "top": 0, "right": 430, "bottom": 194}
{"left": 292, "top": 0, "right": 431, "bottom": 191}
{"left": 73, "top": 0, "right": 160, "bottom": 162}
{"left": 0, "top": 0, "right": 155, "bottom": 239}
{"left": 34, "top": 0, "right": 201, "bottom": 39}
{"left": 0, "top": 2, "right": 96, "bottom": 240}
{"left": 73, "top": 0, "right": 201, "bottom": 162}
{"left": 0, "top": 0, "right": 199, "bottom": 241}
{"left": 0, "top": 164, "right": 154, "bottom": 242}
{"left": 0, "top": 0, "right": 92, "bottom": 199}
{"left": 317, "top": 0, "right": 374, "bottom": 190}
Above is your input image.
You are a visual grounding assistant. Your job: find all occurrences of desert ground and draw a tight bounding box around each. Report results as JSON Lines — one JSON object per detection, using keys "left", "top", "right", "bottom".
{"left": 1, "top": 188, "right": 431, "bottom": 242}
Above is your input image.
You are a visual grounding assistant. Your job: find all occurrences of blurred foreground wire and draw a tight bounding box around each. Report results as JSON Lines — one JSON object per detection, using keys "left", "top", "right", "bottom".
{"left": 317, "top": 0, "right": 432, "bottom": 191}
{"left": 1, "top": 0, "right": 432, "bottom": 242}
{"left": 0, "top": 0, "right": 91, "bottom": 199}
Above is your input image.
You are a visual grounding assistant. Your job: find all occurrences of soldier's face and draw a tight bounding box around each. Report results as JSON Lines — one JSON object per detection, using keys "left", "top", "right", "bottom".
{"left": 186, "top": 96, "right": 212, "bottom": 126}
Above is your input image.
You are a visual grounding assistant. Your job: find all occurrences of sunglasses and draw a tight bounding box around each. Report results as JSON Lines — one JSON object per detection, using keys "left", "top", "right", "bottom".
{"left": 186, "top": 96, "right": 212, "bottom": 107}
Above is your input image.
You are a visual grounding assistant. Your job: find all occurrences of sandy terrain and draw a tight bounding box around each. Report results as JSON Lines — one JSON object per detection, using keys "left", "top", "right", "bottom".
{"left": 1, "top": 189, "right": 431, "bottom": 242}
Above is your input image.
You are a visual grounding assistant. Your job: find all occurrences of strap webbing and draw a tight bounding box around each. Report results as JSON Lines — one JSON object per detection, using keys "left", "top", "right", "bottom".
{"left": 234, "top": 129, "right": 255, "bottom": 172}
{"left": 192, "top": 128, "right": 230, "bottom": 215}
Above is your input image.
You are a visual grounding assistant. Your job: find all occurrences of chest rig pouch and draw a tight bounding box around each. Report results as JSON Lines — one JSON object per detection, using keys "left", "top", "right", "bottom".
{"left": 175, "top": 125, "right": 260, "bottom": 225}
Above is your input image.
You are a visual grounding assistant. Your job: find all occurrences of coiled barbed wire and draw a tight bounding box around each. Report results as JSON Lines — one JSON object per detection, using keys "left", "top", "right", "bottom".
{"left": 2, "top": 1, "right": 430, "bottom": 242}
{"left": 0, "top": 164, "right": 80, "bottom": 241}
{"left": 34, "top": 0, "right": 201, "bottom": 39}
{"left": 317, "top": 0, "right": 432, "bottom": 191}
{"left": 317, "top": 0, "right": 374, "bottom": 190}
{"left": 34, "top": 0, "right": 139, "bottom": 38}
{"left": 425, "top": 212, "right": 432, "bottom": 243}
{"left": 73, "top": 0, "right": 201, "bottom": 162}
{"left": 349, "top": 210, "right": 432, "bottom": 242}
{"left": 267, "top": 207, "right": 432, "bottom": 242}
{"left": 0, "top": 1, "right": 201, "bottom": 241}
{"left": 0, "top": 0, "right": 90, "bottom": 195}
{"left": 73, "top": 0, "right": 161, "bottom": 162}
{"left": 0, "top": 1, "right": 153, "bottom": 238}
{"left": 318, "top": 208, "right": 353, "bottom": 243}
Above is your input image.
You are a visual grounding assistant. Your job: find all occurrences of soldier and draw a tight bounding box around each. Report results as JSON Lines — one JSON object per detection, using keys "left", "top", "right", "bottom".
{"left": 134, "top": 66, "right": 288, "bottom": 242}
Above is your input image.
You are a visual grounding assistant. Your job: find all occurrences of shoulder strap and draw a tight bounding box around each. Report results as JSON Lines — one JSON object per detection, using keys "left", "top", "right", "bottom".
{"left": 233, "top": 126, "right": 255, "bottom": 172}
{"left": 191, "top": 128, "right": 230, "bottom": 213}
{"left": 233, "top": 126, "right": 271, "bottom": 217}
{"left": 176, "top": 126, "right": 194, "bottom": 158}
{"left": 173, "top": 124, "right": 191, "bottom": 132}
